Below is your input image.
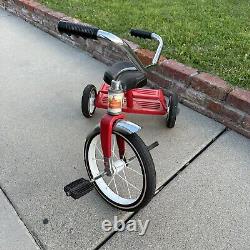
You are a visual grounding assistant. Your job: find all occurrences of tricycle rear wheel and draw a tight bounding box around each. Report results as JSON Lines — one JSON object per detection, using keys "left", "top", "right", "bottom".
{"left": 81, "top": 84, "right": 97, "bottom": 118}
{"left": 166, "top": 92, "right": 179, "bottom": 128}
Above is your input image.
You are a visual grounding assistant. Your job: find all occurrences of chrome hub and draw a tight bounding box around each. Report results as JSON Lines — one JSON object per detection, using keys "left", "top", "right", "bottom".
{"left": 112, "top": 159, "right": 126, "bottom": 174}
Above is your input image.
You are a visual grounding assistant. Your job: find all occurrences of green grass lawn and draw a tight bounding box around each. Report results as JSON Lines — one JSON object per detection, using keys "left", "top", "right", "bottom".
{"left": 39, "top": 0, "right": 250, "bottom": 89}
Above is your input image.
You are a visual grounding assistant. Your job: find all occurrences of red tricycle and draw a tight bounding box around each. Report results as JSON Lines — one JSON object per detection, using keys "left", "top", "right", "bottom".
{"left": 58, "top": 21, "right": 178, "bottom": 211}
{"left": 81, "top": 34, "right": 178, "bottom": 128}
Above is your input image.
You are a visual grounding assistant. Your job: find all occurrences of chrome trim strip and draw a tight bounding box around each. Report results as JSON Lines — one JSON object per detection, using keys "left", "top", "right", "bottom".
{"left": 114, "top": 120, "right": 141, "bottom": 134}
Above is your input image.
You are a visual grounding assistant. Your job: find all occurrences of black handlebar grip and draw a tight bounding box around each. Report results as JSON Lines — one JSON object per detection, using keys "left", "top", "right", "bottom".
{"left": 130, "top": 29, "right": 152, "bottom": 39}
{"left": 58, "top": 21, "right": 99, "bottom": 40}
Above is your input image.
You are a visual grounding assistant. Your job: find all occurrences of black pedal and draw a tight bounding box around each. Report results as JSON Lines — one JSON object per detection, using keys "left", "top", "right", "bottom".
{"left": 64, "top": 178, "right": 94, "bottom": 199}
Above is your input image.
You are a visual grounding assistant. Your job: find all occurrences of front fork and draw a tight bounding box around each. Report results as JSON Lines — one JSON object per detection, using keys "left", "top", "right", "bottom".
{"left": 100, "top": 113, "right": 125, "bottom": 176}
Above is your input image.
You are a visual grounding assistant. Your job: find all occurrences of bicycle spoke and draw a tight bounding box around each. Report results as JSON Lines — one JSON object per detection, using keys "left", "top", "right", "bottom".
{"left": 92, "top": 158, "right": 103, "bottom": 161}
{"left": 96, "top": 145, "right": 103, "bottom": 157}
{"left": 117, "top": 173, "right": 140, "bottom": 192}
{"left": 113, "top": 151, "right": 119, "bottom": 160}
{"left": 107, "top": 175, "right": 115, "bottom": 187}
{"left": 112, "top": 137, "right": 119, "bottom": 160}
{"left": 125, "top": 166, "right": 142, "bottom": 176}
{"left": 122, "top": 169, "right": 132, "bottom": 198}
{"left": 113, "top": 175, "right": 119, "bottom": 195}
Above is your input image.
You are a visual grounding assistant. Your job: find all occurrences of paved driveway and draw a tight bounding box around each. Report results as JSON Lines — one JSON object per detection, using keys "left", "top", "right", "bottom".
{"left": 0, "top": 8, "right": 249, "bottom": 250}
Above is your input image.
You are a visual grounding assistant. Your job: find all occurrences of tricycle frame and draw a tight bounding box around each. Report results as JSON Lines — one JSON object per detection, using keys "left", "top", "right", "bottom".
{"left": 95, "top": 83, "right": 167, "bottom": 115}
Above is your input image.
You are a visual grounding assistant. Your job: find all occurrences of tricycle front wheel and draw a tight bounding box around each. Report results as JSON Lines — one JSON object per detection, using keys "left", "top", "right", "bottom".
{"left": 84, "top": 129, "right": 156, "bottom": 211}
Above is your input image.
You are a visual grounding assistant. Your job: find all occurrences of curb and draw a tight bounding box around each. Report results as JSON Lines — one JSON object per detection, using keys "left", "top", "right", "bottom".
{"left": 1, "top": 0, "right": 249, "bottom": 138}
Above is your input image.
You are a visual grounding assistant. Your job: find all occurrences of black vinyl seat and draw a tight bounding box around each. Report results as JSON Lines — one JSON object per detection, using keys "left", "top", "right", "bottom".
{"left": 103, "top": 61, "right": 147, "bottom": 91}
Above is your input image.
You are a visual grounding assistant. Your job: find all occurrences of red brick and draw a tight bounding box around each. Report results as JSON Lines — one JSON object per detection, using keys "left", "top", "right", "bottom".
{"left": 190, "top": 72, "right": 232, "bottom": 101}
{"left": 43, "top": 10, "right": 65, "bottom": 21}
{"left": 226, "top": 88, "right": 250, "bottom": 114}
{"left": 21, "top": 0, "right": 40, "bottom": 11}
{"left": 184, "top": 87, "right": 208, "bottom": 107}
{"left": 170, "top": 81, "right": 187, "bottom": 97}
{"left": 32, "top": 2, "right": 51, "bottom": 16}
{"left": 20, "top": 0, "right": 30, "bottom": 4}
{"left": 159, "top": 59, "right": 198, "bottom": 84}
{"left": 242, "top": 114, "right": 250, "bottom": 130}
{"left": 147, "top": 71, "right": 172, "bottom": 89}
{"left": 50, "top": 11, "right": 66, "bottom": 20}
{"left": 221, "top": 105, "right": 244, "bottom": 124}
{"left": 16, "top": 0, "right": 27, "bottom": 7}
{"left": 207, "top": 100, "right": 244, "bottom": 124}
{"left": 207, "top": 100, "right": 223, "bottom": 114}
{"left": 135, "top": 48, "right": 165, "bottom": 66}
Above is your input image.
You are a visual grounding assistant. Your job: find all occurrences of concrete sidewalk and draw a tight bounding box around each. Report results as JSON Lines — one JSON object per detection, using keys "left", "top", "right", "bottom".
{"left": 101, "top": 131, "right": 250, "bottom": 249}
{"left": 0, "top": 189, "right": 39, "bottom": 250}
{"left": 0, "top": 7, "right": 249, "bottom": 250}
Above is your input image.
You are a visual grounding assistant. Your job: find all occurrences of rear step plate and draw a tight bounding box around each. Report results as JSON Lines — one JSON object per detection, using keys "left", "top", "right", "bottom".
{"left": 64, "top": 178, "right": 94, "bottom": 199}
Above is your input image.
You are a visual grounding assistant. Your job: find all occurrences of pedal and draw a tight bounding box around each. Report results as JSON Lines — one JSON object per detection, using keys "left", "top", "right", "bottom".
{"left": 147, "top": 141, "right": 159, "bottom": 151}
{"left": 64, "top": 178, "right": 94, "bottom": 199}
{"left": 128, "top": 141, "right": 159, "bottom": 162}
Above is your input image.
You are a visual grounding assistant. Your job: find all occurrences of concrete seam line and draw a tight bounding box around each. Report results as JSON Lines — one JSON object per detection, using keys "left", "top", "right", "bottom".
{"left": 1, "top": 0, "right": 249, "bottom": 138}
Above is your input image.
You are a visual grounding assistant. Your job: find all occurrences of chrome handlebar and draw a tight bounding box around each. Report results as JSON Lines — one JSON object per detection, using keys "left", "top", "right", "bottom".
{"left": 57, "top": 21, "right": 163, "bottom": 73}
{"left": 97, "top": 30, "right": 163, "bottom": 72}
{"left": 151, "top": 33, "right": 163, "bottom": 65}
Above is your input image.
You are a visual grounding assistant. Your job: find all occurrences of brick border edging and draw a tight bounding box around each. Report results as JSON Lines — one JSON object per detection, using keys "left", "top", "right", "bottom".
{"left": 1, "top": 0, "right": 250, "bottom": 138}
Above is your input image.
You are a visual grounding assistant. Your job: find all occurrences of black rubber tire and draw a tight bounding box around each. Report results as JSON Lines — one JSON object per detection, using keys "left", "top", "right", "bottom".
{"left": 166, "top": 92, "right": 179, "bottom": 128}
{"left": 81, "top": 84, "right": 97, "bottom": 118}
{"left": 84, "top": 128, "right": 156, "bottom": 211}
